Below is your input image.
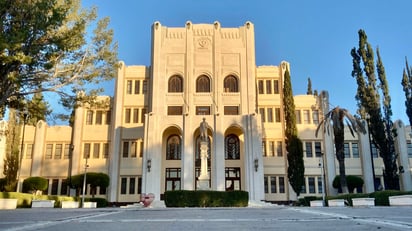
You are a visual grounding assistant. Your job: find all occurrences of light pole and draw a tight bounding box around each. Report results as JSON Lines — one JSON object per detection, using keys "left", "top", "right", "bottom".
{"left": 319, "top": 152, "right": 326, "bottom": 205}
{"left": 16, "top": 110, "right": 29, "bottom": 193}
{"left": 81, "top": 156, "right": 89, "bottom": 208}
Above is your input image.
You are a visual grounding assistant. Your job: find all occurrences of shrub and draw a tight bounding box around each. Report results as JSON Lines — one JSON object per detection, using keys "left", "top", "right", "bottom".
{"left": 22, "top": 177, "right": 48, "bottom": 193}
{"left": 333, "top": 175, "right": 364, "bottom": 193}
{"left": 85, "top": 197, "right": 108, "bottom": 208}
{"left": 164, "top": 190, "right": 248, "bottom": 207}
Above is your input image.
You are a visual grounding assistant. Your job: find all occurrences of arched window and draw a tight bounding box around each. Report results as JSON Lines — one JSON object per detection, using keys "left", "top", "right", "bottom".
{"left": 224, "top": 75, "right": 238, "bottom": 92}
{"left": 225, "top": 134, "right": 240, "bottom": 159}
{"left": 196, "top": 75, "right": 210, "bottom": 92}
{"left": 168, "top": 75, "right": 183, "bottom": 92}
{"left": 166, "top": 135, "right": 181, "bottom": 160}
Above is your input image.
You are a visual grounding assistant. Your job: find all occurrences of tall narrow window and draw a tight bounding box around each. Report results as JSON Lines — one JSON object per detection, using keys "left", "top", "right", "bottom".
{"left": 120, "top": 178, "right": 127, "bottom": 194}
{"left": 225, "top": 134, "right": 240, "bottom": 159}
{"left": 279, "top": 177, "right": 285, "bottom": 193}
{"left": 134, "top": 80, "right": 140, "bottom": 94}
{"left": 196, "top": 75, "right": 210, "bottom": 92}
{"left": 141, "top": 108, "right": 146, "bottom": 123}
{"left": 224, "top": 75, "right": 238, "bottom": 92}
{"left": 268, "top": 141, "right": 275, "bottom": 157}
{"left": 312, "top": 110, "right": 319, "bottom": 124}
{"left": 262, "top": 141, "right": 267, "bottom": 157}
{"left": 295, "top": 110, "right": 301, "bottom": 124}
{"left": 106, "top": 110, "right": 111, "bottom": 125}
{"left": 315, "top": 142, "right": 322, "bottom": 157}
{"left": 166, "top": 135, "right": 181, "bottom": 160}
{"left": 352, "top": 142, "right": 359, "bottom": 158}
{"left": 344, "top": 143, "right": 350, "bottom": 158}
{"left": 130, "top": 141, "right": 137, "bottom": 158}
{"left": 273, "top": 80, "right": 279, "bottom": 94}
{"left": 54, "top": 144, "right": 62, "bottom": 159}
{"left": 103, "top": 143, "right": 109, "bottom": 158}
{"left": 407, "top": 141, "right": 412, "bottom": 157}
{"left": 259, "top": 108, "right": 265, "bottom": 123}
{"left": 45, "top": 144, "right": 53, "bottom": 159}
{"left": 26, "top": 144, "right": 33, "bottom": 159}
{"left": 303, "top": 110, "right": 310, "bottom": 124}
{"left": 86, "top": 110, "right": 93, "bottom": 125}
{"left": 93, "top": 143, "right": 100, "bottom": 159}
{"left": 133, "top": 108, "right": 139, "bottom": 123}
{"left": 308, "top": 177, "right": 316, "bottom": 193}
{"left": 258, "top": 80, "right": 264, "bottom": 94}
{"left": 142, "top": 80, "right": 148, "bottom": 94}
{"left": 276, "top": 141, "right": 283, "bottom": 157}
{"left": 64, "top": 144, "right": 70, "bottom": 159}
{"left": 267, "top": 108, "right": 273, "bottom": 122}
{"left": 95, "top": 111, "right": 103, "bottom": 125}
{"left": 129, "top": 178, "right": 136, "bottom": 194}
{"left": 126, "top": 80, "right": 132, "bottom": 94}
{"left": 305, "top": 142, "right": 313, "bottom": 158}
{"left": 266, "top": 80, "right": 272, "bottom": 94}
{"left": 270, "top": 176, "right": 277, "bottom": 193}
{"left": 168, "top": 75, "right": 183, "bottom": 92}
{"left": 83, "top": 143, "right": 91, "bottom": 159}
{"left": 125, "top": 108, "right": 131, "bottom": 123}
{"left": 275, "top": 108, "right": 281, "bottom": 122}
{"left": 122, "top": 142, "right": 129, "bottom": 158}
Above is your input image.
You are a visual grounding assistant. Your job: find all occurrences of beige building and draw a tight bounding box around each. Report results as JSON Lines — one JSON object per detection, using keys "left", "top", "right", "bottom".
{"left": 0, "top": 22, "right": 411, "bottom": 204}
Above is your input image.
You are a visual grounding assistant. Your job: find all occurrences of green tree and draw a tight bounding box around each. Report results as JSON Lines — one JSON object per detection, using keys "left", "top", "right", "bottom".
{"left": 332, "top": 175, "right": 364, "bottom": 193}
{"left": 27, "top": 92, "right": 51, "bottom": 125}
{"left": 282, "top": 68, "right": 305, "bottom": 196}
{"left": 0, "top": 0, "right": 118, "bottom": 117}
{"left": 22, "top": 176, "right": 48, "bottom": 193}
{"left": 401, "top": 57, "right": 412, "bottom": 126}
{"left": 307, "top": 77, "right": 313, "bottom": 95}
{"left": 316, "top": 107, "right": 365, "bottom": 194}
{"left": 69, "top": 172, "right": 110, "bottom": 197}
{"left": 350, "top": 29, "right": 399, "bottom": 190}
{"left": 3, "top": 109, "right": 21, "bottom": 191}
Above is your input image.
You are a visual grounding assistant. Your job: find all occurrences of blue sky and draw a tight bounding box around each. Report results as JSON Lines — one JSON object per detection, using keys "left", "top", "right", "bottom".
{"left": 82, "top": 0, "right": 412, "bottom": 124}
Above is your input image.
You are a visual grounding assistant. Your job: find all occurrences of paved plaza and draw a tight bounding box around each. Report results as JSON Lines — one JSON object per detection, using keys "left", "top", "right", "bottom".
{"left": 0, "top": 205, "right": 411, "bottom": 231}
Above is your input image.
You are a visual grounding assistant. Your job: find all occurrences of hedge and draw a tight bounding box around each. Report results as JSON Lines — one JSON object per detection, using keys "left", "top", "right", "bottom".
{"left": 164, "top": 190, "right": 248, "bottom": 207}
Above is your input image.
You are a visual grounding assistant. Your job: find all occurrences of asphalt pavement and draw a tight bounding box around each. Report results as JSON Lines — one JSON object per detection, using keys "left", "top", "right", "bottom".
{"left": 0, "top": 205, "right": 411, "bottom": 231}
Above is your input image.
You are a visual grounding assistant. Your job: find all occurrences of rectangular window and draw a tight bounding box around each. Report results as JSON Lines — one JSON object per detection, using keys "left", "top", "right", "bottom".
{"left": 267, "top": 108, "right": 273, "bottom": 123}
{"left": 137, "top": 177, "right": 142, "bottom": 194}
{"left": 264, "top": 176, "right": 269, "bottom": 193}
{"left": 275, "top": 108, "right": 281, "bottom": 122}
{"left": 262, "top": 141, "right": 267, "bottom": 157}
{"left": 141, "top": 108, "right": 147, "bottom": 123}
{"left": 45, "top": 144, "right": 53, "bottom": 159}
{"left": 352, "top": 142, "right": 359, "bottom": 158}
{"left": 93, "top": 143, "right": 100, "bottom": 159}
{"left": 305, "top": 142, "right": 313, "bottom": 158}
{"left": 25, "top": 144, "right": 33, "bottom": 159}
{"left": 273, "top": 80, "right": 279, "bottom": 94}
{"left": 258, "top": 80, "right": 264, "bottom": 94}
{"left": 295, "top": 110, "right": 301, "bottom": 124}
{"left": 134, "top": 80, "right": 140, "bottom": 94}
{"left": 259, "top": 108, "right": 265, "bottom": 123}
{"left": 344, "top": 143, "right": 350, "bottom": 158}
{"left": 318, "top": 177, "right": 323, "bottom": 194}
{"left": 312, "top": 110, "right": 319, "bottom": 124}
{"left": 51, "top": 179, "right": 59, "bottom": 195}
{"left": 142, "top": 80, "right": 147, "bottom": 94}
{"left": 130, "top": 141, "right": 137, "bottom": 158}
{"left": 277, "top": 141, "right": 283, "bottom": 157}
{"left": 266, "top": 80, "right": 272, "bottom": 94}
{"left": 303, "top": 110, "right": 310, "bottom": 124}
{"left": 279, "top": 177, "right": 285, "bottom": 193}
{"left": 95, "top": 111, "right": 103, "bottom": 125}
{"left": 268, "top": 141, "right": 275, "bottom": 157}
{"left": 86, "top": 110, "right": 93, "bottom": 125}
{"left": 123, "top": 142, "right": 129, "bottom": 158}
{"left": 196, "top": 106, "right": 211, "bottom": 115}
{"left": 270, "top": 176, "right": 277, "bottom": 193}
{"left": 224, "top": 106, "right": 239, "bottom": 115}
{"left": 308, "top": 177, "right": 316, "bottom": 193}
{"left": 168, "top": 106, "right": 183, "bottom": 115}
{"left": 133, "top": 108, "right": 139, "bottom": 123}
{"left": 83, "top": 143, "right": 91, "bottom": 159}
{"left": 106, "top": 110, "right": 111, "bottom": 125}
{"left": 139, "top": 140, "right": 143, "bottom": 157}
{"left": 129, "top": 178, "right": 136, "bottom": 194}
{"left": 99, "top": 186, "right": 107, "bottom": 195}
{"left": 126, "top": 80, "right": 132, "bottom": 94}
{"left": 120, "top": 178, "right": 127, "bottom": 194}
{"left": 407, "top": 141, "right": 412, "bottom": 157}
{"left": 315, "top": 142, "right": 322, "bottom": 157}
{"left": 125, "top": 108, "right": 131, "bottom": 123}
{"left": 64, "top": 144, "right": 70, "bottom": 159}
{"left": 54, "top": 144, "right": 62, "bottom": 159}
{"left": 103, "top": 143, "right": 109, "bottom": 158}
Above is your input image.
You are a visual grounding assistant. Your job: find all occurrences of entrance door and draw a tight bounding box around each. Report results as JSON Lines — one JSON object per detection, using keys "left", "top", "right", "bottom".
{"left": 225, "top": 167, "right": 241, "bottom": 191}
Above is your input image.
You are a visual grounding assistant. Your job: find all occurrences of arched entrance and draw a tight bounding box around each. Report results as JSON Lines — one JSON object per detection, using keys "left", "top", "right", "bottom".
{"left": 224, "top": 126, "right": 244, "bottom": 191}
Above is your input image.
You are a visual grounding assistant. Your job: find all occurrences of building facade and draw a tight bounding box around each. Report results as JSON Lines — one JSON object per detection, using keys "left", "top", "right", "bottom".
{"left": 1, "top": 22, "right": 411, "bottom": 204}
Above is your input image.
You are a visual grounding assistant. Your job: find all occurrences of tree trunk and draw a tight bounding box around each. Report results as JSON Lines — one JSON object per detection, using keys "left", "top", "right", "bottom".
{"left": 334, "top": 126, "right": 349, "bottom": 194}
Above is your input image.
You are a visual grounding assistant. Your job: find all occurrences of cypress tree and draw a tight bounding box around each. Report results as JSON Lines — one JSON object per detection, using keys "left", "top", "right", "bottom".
{"left": 282, "top": 68, "right": 304, "bottom": 196}
{"left": 350, "top": 29, "right": 399, "bottom": 190}
{"left": 307, "top": 77, "right": 313, "bottom": 95}
{"left": 401, "top": 57, "right": 412, "bottom": 126}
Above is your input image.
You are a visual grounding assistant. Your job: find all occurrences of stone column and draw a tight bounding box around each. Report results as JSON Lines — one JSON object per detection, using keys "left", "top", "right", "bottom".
{"left": 394, "top": 120, "right": 412, "bottom": 191}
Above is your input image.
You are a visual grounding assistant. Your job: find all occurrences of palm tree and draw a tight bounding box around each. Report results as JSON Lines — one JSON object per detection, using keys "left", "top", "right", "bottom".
{"left": 316, "top": 107, "right": 366, "bottom": 194}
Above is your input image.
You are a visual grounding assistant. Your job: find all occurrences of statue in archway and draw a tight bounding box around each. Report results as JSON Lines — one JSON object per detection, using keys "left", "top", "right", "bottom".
{"left": 200, "top": 118, "right": 208, "bottom": 142}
